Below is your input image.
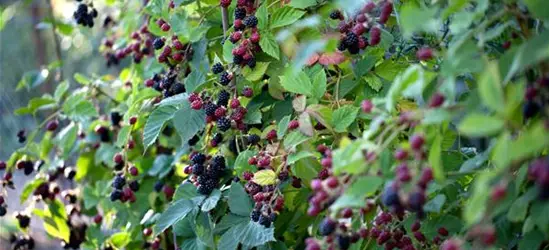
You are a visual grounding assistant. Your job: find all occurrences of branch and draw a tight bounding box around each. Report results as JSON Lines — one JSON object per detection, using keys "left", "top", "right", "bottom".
{"left": 221, "top": 6, "right": 229, "bottom": 39}
{"left": 45, "top": 0, "right": 64, "bottom": 81}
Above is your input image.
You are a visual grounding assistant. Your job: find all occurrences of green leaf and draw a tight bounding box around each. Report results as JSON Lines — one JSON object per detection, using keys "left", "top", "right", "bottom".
{"left": 148, "top": 155, "right": 173, "bottom": 177}
{"left": 174, "top": 182, "right": 203, "bottom": 203}
{"left": 353, "top": 55, "right": 377, "bottom": 77}
{"left": 256, "top": 3, "right": 268, "bottom": 30}
{"left": 509, "top": 122, "right": 549, "bottom": 164}
{"left": 518, "top": 230, "right": 545, "bottom": 250}
{"left": 458, "top": 114, "right": 504, "bottom": 137}
{"left": 55, "top": 123, "right": 78, "bottom": 159}
{"left": 219, "top": 221, "right": 275, "bottom": 248}
{"left": 20, "top": 178, "right": 45, "bottom": 204}
{"left": 270, "top": 7, "right": 305, "bottom": 29}
{"left": 428, "top": 134, "right": 445, "bottom": 182}
{"left": 74, "top": 73, "right": 91, "bottom": 85}
{"left": 228, "top": 183, "right": 253, "bottom": 217}
{"left": 464, "top": 171, "right": 495, "bottom": 225}
{"left": 332, "top": 140, "right": 371, "bottom": 175}
{"left": 507, "top": 188, "right": 537, "bottom": 222}
{"left": 201, "top": 189, "right": 221, "bottom": 212}
{"left": 234, "top": 150, "right": 258, "bottom": 175}
{"left": 346, "top": 176, "right": 383, "bottom": 197}
{"left": 277, "top": 115, "right": 291, "bottom": 138}
{"left": 292, "top": 157, "right": 320, "bottom": 183}
{"left": 363, "top": 74, "right": 383, "bottom": 92}
{"left": 252, "top": 169, "right": 278, "bottom": 186}
{"left": 54, "top": 81, "right": 69, "bottom": 102}
{"left": 523, "top": 0, "right": 549, "bottom": 20}
{"left": 223, "top": 40, "right": 235, "bottom": 63}
{"left": 500, "top": 29, "right": 549, "bottom": 82}
{"left": 478, "top": 63, "right": 505, "bottom": 114}
{"left": 331, "top": 105, "right": 359, "bottom": 132}
{"left": 280, "top": 71, "right": 313, "bottom": 96}
{"left": 311, "top": 68, "right": 327, "bottom": 100}
{"left": 15, "top": 97, "right": 56, "bottom": 115}
{"left": 143, "top": 105, "right": 178, "bottom": 151}
{"left": 116, "top": 126, "right": 131, "bottom": 148}
{"left": 109, "top": 232, "right": 130, "bottom": 248}
{"left": 283, "top": 131, "right": 310, "bottom": 150}
{"left": 17, "top": 69, "right": 49, "bottom": 90}
{"left": 288, "top": 0, "right": 316, "bottom": 9}
{"left": 385, "top": 65, "right": 424, "bottom": 112}
{"left": 259, "top": 32, "right": 280, "bottom": 60}
{"left": 173, "top": 101, "right": 206, "bottom": 145}
{"left": 423, "top": 194, "right": 447, "bottom": 213}
{"left": 242, "top": 62, "right": 270, "bottom": 82}
{"left": 154, "top": 198, "right": 194, "bottom": 235}
{"left": 185, "top": 70, "right": 206, "bottom": 92}
{"left": 399, "top": 3, "right": 440, "bottom": 38}
{"left": 286, "top": 151, "right": 318, "bottom": 165}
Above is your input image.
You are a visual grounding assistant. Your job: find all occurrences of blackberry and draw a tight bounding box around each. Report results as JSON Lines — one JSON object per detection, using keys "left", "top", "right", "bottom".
{"left": 337, "top": 41, "right": 347, "bottom": 51}
{"left": 23, "top": 162, "right": 34, "bottom": 175}
{"left": 153, "top": 81, "right": 163, "bottom": 92}
{"left": 112, "top": 175, "right": 126, "bottom": 189}
{"left": 170, "top": 83, "right": 186, "bottom": 96}
{"left": 329, "top": 10, "right": 342, "bottom": 20}
{"left": 153, "top": 38, "right": 165, "bottom": 50}
{"left": 212, "top": 133, "right": 223, "bottom": 143}
{"left": 336, "top": 235, "right": 351, "bottom": 250}
{"left": 247, "top": 134, "right": 260, "bottom": 145}
{"left": 219, "top": 72, "right": 231, "bottom": 86}
{"left": 191, "top": 153, "right": 207, "bottom": 164}
{"left": 197, "top": 178, "right": 217, "bottom": 195}
{"left": 381, "top": 186, "right": 400, "bottom": 207}
{"left": 233, "top": 55, "right": 243, "bottom": 65}
{"left": 217, "top": 117, "right": 231, "bottom": 131}
{"left": 212, "top": 155, "right": 226, "bottom": 169}
{"left": 250, "top": 209, "right": 260, "bottom": 222}
{"left": 91, "top": 8, "right": 98, "bottom": 18}
{"left": 523, "top": 101, "right": 540, "bottom": 119}
{"left": 16, "top": 214, "right": 31, "bottom": 228}
{"left": 111, "top": 112, "right": 122, "bottom": 126}
{"left": 319, "top": 218, "right": 336, "bottom": 236}
{"left": 77, "top": 4, "right": 88, "bottom": 14}
{"left": 110, "top": 190, "right": 123, "bottom": 201}
{"left": 258, "top": 214, "right": 272, "bottom": 227}
{"left": 234, "top": 8, "right": 247, "bottom": 20}
{"left": 243, "top": 15, "right": 258, "bottom": 27}
{"left": 217, "top": 90, "right": 230, "bottom": 106}
{"left": 0, "top": 206, "right": 6, "bottom": 216}
{"left": 211, "top": 63, "right": 224, "bottom": 74}
{"left": 192, "top": 164, "right": 205, "bottom": 175}
{"left": 204, "top": 103, "right": 218, "bottom": 116}
{"left": 154, "top": 181, "right": 164, "bottom": 192}
{"left": 344, "top": 32, "right": 359, "bottom": 47}
{"left": 188, "top": 134, "right": 200, "bottom": 146}
{"left": 348, "top": 44, "right": 360, "bottom": 54}
{"left": 247, "top": 58, "right": 256, "bottom": 68}
{"left": 129, "top": 180, "right": 140, "bottom": 192}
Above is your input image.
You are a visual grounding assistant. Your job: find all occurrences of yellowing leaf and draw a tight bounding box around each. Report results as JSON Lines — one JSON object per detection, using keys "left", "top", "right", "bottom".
{"left": 252, "top": 170, "right": 277, "bottom": 186}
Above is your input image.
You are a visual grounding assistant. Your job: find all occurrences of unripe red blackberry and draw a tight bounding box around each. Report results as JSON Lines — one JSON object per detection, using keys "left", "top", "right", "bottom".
{"left": 230, "top": 32, "right": 242, "bottom": 43}
{"left": 429, "top": 92, "right": 445, "bottom": 108}
{"left": 361, "top": 100, "right": 373, "bottom": 113}
{"left": 143, "top": 227, "right": 152, "bottom": 236}
{"left": 416, "top": 47, "right": 434, "bottom": 61}
{"left": 113, "top": 153, "right": 123, "bottom": 164}
{"left": 250, "top": 32, "right": 260, "bottom": 43}
{"left": 129, "top": 116, "right": 137, "bottom": 125}
{"left": 258, "top": 157, "right": 271, "bottom": 167}
{"left": 379, "top": 1, "right": 393, "bottom": 24}
{"left": 161, "top": 23, "right": 171, "bottom": 31}
{"left": 307, "top": 205, "right": 321, "bottom": 216}
{"left": 266, "top": 130, "right": 277, "bottom": 141}
{"left": 243, "top": 171, "right": 254, "bottom": 180}
{"left": 502, "top": 41, "right": 511, "bottom": 50}
{"left": 145, "top": 79, "right": 155, "bottom": 87}
{"left": 410, "top": 134, "right": 425, "bottom": 150}
{"left": 311, "top": 179, "right": 322, "bottom": 191}
{"left": 411, "top": 220, "right": 421, "bottom": 232}
{"left": 220, "top": 0, "right": 232, "bottom": 7}
{"left": 0, "top": 161, "right": 5, "bottom": 170}
{"left": 247, "top": 157, "right": 257, "bottom": 165}
{"left": 394, "top": 148, "right": 408, "bottom": 160}
{"left": 191, "top": 100, "right": 203, "bottom": 110}
{"left": 341, "top": 208, "right": 353, "bottom": 218}
{"left": 230, "top": 99, "right": 240, "bottom": 109}
{"left": 438, "top": 227, "right": 449, "bottom": 236}
{"left": 173, "top": 53, "right": 183, "bottom": 62}
{"left": 369, "top": 27, "right": 381, "bottom": 46}
{"left": 127, "top": 140, "right": 135, "bottom": 150}
{"left": 491, "top": 184, "right": 507, "bottom": 201}
{"left": 129, "top": 166, "right": 139, "bottom": 176}
{"left": 242, "top": 86, "right": 253, "bottom": 97}
{"left": 525, "top": 86, "right": 537, "bottom": 100}
{"left": 326, "top": 176, "right": 338, "bottom": 188}
{"left": 288, "top": 120, "right": 299, "bottom": 130}
{"left": 163, "top": 185, "right": 174, "bottom": 199}
{"left": 46, "top": 120, "right": 59, "bottom": 131}
{"left": 93, "top": 214, "right": 102, "bottom": 224}
{"left": 321, "top": 157, "right": 332, "bottom": 168}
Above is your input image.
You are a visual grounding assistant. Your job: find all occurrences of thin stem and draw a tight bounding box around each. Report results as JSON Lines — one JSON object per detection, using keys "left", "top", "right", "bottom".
{"left": 267, "top": 0, "right": 281, "bottom": 8}
{"left": 45, "top": 0, "right": 64, "bottom": 81}
{"left": 334, "top": 66, "right": 342, "bottom": 108}
{"left": 95, "top": 86, "right": 120, "bottom": 105}
{"left": 221, "top": 7, "right": 229, "bottom": 38}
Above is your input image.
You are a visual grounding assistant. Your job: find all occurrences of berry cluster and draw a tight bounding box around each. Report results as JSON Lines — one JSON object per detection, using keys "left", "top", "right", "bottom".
{"left": 153, "top": 32, "right": 194, "bottom": 65}
{"left": 103, "top": 24, "right": 155, "bottom": 67}
{"left": 110, "top": 173, "right": 140, "bottom": 203}
{"left": 523, "top": 77, "right": 548, "bottom": 119}
{"left": 8, "top": 234, "right": 35, "bottom": 249}
{"left": 528, "top": 157, "right": 549, "bottom": 199}
{"left": 307, "top": 145, "right": 337, "bottom": 216}
{"left": 73, "top": 2, "right": 98, "bottom": 27}
{"left": 145, "top": 70, "right": 187, "bottom": 98}
{"left": 227, "top": 1, "right": 261, "bottom": 69}
{"left": 184, "top": 153, "right": 227, "bottom": 195}
{"left": 241, "top": 175, "right": 284, "bottom": 228}
{"left": 332, "top": 1, "right": 393, "bottom": 54}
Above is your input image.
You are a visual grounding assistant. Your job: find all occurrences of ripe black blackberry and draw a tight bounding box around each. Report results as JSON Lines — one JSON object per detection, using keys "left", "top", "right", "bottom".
{"left": 153, "top": 38, "right": 165, "bottom": 50}
{"left": 212, "top": 133, "right": 223, "bottom": 144}
{"left": 112, "top": 175, "right": 126, "bottom": 189}
{"left": 15, "top": 214, "right": 30, "bottom": 228}
{"left": 319, "top": 218, "right": 336, "bottom": 236}
{"left": 336, "top": 235, "right": 351, "bottom": 250}
{"left": 0, "top": 206, "right": 6, "bottom": 216}
{"left": 191, "top": 153, "right": 207, "bottom": 164}
{"left": 219, "top": 72, "right": 231, "bottom": 86}
{"left": 188, "top": 134, "right": 200, "bottom": 146}
{"left": 234, "top": 8, "right": 247, "bottom": 20}
{"left": 250, "top": 209, "right": 260, "bottom": 222}
{"left": 330, "top": 10, "right": 342, "bottom": 20}
{"left": 211, "top": 155, "right": 226, "bottom": 169}
{"left": 197, "top": 178, "right": 217, "bottom": 195}
{"left": 204, "top": 103, "right": 218, "bottom": 116}
{"left": 129, "top": 180, "right": 139, "bottom": 192}
{"left": 247, "top": 134, "right": 260, "bottom": 145}
{"left": 247, "top": 58, "right": 256, "bottom": 68}
{"left": 110, "top": 190, "right": 122, "bottom": 201}
{"left": 337, "top": 41, "right": 347, "bottom": 51}
{"left": 111, "top": 112, "right": 122, "bottom": 126}
{"left": 243, "top": 15, "right": 258, "bottom": 27}
{"left": 217, "top": 117, "right": 231, "bottom": 132}
{"left": 258, "top": 214, "right": 272, "bottom": 227}
{"left": 211, "top": 63, "right": 224, "bottom": 74}
{"left": 154, "top": 181, "right": 164, "bottom": 192}
{"left": 523, "top": 101, "right": 540, "bottom": 119}
{"left": 192, "top": 164, "right": 205, "bottom": 175}
{"left": 348, "top": 44, "right": 360, "bottom": 54}
{"left": 23, "top": 162, "right": 34, "bottom": 175}
{"left": 233, "top": 55, "right": 243, "bottom": 65}
{"left": 344, "top": 32, "right": 359, "bottom": 47}
{"left": 217, "top": 90, "right": 230, "bottom": 106}
{"left": 169, "top": 83, "right": 186, "bottom": 96}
